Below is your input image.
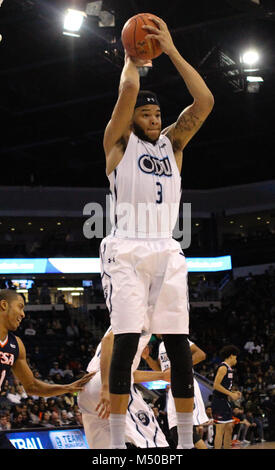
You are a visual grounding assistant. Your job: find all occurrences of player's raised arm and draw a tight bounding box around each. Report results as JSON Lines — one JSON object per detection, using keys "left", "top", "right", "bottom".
{"left": 103, "top": 54, "right": 143, "bottom": 173}
{"left": 143, "top": 17, "right": 214, "bottom": 169}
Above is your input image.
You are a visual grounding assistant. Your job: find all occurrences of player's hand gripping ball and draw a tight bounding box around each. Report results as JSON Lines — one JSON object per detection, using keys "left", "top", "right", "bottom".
{"left": 121, "top": 13, "right": 163, "bottom": 60}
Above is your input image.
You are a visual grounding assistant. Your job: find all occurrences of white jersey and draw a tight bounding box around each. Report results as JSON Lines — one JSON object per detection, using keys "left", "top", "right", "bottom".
{"left": 108, "top": 132, "right": 181, "bottom": 239}
{"left": 86, "top": 326, "right": 112, "bottom": 373}
{"left": 158, "top": 341, "right": 208, "bottom": 427}
{"left": 78, "top": 329, "right": 168, "bottom": 448}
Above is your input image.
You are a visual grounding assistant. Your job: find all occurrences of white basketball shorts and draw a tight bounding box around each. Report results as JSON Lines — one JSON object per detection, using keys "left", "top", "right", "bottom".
{"left": 100, "top": 235, "right": 190, "bottom": 335}
{"left": 78, "top": 372, "right": 168, "bottom": 448}
{"left": 167, "top": 377, "right": 209, "bottom": 429}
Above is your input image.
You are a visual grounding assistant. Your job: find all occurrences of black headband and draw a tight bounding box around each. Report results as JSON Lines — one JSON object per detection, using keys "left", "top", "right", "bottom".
{"left": 135, "top": 91, "right": 160, "bottom": 109}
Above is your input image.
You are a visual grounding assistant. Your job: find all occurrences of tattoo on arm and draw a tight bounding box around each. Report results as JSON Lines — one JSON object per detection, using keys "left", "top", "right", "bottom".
{"left": 176, "top": 110, "right": 203, "bottom": 132}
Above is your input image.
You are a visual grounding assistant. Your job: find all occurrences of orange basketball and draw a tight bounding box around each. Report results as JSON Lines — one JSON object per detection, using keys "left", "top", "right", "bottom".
{"left": 121, "top": 13, "right": 163, "bottom": 60}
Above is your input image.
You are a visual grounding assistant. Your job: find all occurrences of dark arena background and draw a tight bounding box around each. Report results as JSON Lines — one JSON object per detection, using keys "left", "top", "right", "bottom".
{"left": 0, "top": 0, "right": 275, "bottom": 453}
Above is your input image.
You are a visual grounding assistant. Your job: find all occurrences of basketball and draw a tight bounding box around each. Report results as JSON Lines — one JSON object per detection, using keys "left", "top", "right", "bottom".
{"left": 121, "top": 13, "right": 163, "bottom": 61}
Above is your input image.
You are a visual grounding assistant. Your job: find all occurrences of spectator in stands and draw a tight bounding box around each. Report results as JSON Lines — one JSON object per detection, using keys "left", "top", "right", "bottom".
{"left": 264, "top": 389, "right": 275, "bottom": 440}
{"left": 29, "top": 403, "right": 41, "bottom": 426}
{"left": 52, "top": 373, "right": 64, "bottom": 385}
{"left": 71, "top": 409, "right": 83, "bottom": 426}
{"left": 244, "top": 336, "right": 257, "bottom": 355}
{"left": 49, "top": 410, "right": 62, "bottom": 427}
{"left": 57, "top": 293, "right": 66, "bottom": 304}
{"left": 203, "top": 405, "right": 214, "bottom": 447}
{"left": 65, "top": 404, "right": 75, "bottom": 422}
{"left": 46, "top": 398, "right": 59, "bottom": 415}
{"left": 0, "top": 412, "right": 11, "bottom": 431}
{"left": 16, "top": 384, "right": 28, "bottom": 402}
{"left": 49, "top": 362, "right": 64, "bottom": 378}
{"left": 32, "top": 345, "right": 45, "bottom": 366}
{"left": 21, "top": 408, "right": 31, "bottom": 428}
{"left": 45, "top": 321, "right": 55, "bottom": 336}
{"left": 60, "top": 409, "right": 72, "bottom": 426}
{"left": 52, "top": 318, "right": 62, "bottom": 333}
{"left": 40, "top": 411, "right": 52, "bottom": 428}
{"left": 39, "top": 283, "right": 51, "bottom": 304}
{"left": 245, "top": 410, "right": 265, "bottom": 444}
{"left": 7, "top": 385, "right": 22, "bottom": 405}
{"left": 232, "top": 406, "right": 251, "bottom": 444}
{"left": 265, "top": 365, "right": 275, "bottom": 388}
{"left": 66, "top": 321, "right": 79, "bottom": 340}
{"left": 11, "top": 413, "right": 25, "bottom": 429}
{"left": 24, "top": 322, "right": 36, "bottom": 337}
{"left": 63, "top": 364, "right": 74, "bottom": 382}
{"left": 28, "top": 284, "right": 39, "bottom": 304}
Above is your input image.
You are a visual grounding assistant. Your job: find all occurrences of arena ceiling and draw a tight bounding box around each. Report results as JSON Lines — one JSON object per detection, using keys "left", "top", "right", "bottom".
{"left": 0, "top": 0, "right": 274, "bottom": 189}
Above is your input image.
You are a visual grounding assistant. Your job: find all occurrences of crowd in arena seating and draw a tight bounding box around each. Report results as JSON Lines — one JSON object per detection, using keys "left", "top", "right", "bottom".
{"left": 0, "top": 268, "right": 275, "bottom": 447}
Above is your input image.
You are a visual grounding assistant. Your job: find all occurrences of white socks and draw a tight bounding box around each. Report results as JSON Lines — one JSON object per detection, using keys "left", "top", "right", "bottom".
{"left": 109, "top": 414, "right": 127, "bottom": 449}
{"left": 176, "top": 412, "right": 194, "bottom": 449}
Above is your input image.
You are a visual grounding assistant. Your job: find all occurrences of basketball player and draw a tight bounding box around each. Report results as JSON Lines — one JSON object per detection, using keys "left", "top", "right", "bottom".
{"left": 142, "top": 338, "right": 209, "bottom": 449}
{"left": 78, "top": 326, "right": 169, "bottom": 448}
{"left": 0, "top": 289, "right": 94, "bottom": 449}
{"left": 101, "top": 16, "right": 214, "bottom": 449}
{"left": 211, "top": 345, "right": 241, "bottom": 449}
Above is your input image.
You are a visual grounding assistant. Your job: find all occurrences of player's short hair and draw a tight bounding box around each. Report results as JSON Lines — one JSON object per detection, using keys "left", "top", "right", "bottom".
{"left": 0, "top": 289, "right": 21, "bottom": 305}
{"left": 219, "top": 344, "right": 240, "bottom": 360}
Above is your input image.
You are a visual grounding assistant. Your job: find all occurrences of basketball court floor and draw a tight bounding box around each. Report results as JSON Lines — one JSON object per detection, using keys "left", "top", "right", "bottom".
{"left": 233, "top": 441, "right": 275, "bottom": 449}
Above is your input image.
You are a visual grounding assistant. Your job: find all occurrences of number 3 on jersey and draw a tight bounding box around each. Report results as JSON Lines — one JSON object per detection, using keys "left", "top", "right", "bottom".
{"left": 156, "top": 182, "right": 163, "bottom": 204}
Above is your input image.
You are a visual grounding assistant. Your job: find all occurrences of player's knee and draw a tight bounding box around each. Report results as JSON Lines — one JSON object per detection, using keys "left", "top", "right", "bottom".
{"left": 162, "top": 334, "right": 194, "bottom": 398}
{"left": 109, "top": 333, "right": 140, "bottom": 394}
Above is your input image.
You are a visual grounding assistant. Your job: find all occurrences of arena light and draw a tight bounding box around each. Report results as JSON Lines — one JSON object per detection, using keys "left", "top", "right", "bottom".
{"left": 241, "top": 49, "right": 260, "bottom": 66}
{"left": 63, "top": 8, "right": 87, "bottom": 37}
{"left": 57, "top": 287, "right": 84, "bottom": 291}
{"left": 246, "top": 76, "right": 263, "bottom": 82}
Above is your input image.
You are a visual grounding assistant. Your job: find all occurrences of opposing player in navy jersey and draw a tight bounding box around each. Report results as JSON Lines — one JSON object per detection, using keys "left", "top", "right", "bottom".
{"left": 101, "top": 16, "right": 214, "bottom": 449}
{"left": 212, "top": 345, "right": 241, "bottom": 449}
{"left": 0, "top": 289, "right": 94, "bottom": 449}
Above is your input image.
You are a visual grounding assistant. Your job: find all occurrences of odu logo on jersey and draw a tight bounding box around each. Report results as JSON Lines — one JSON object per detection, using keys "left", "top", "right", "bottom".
{"left": 135, "top": 410, "right": 150, "bottom": 426}
{"left": 138, "top": 154, "right": 172, "bottom": 177}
